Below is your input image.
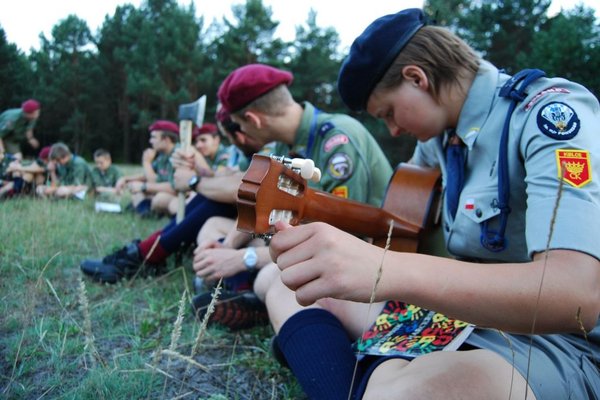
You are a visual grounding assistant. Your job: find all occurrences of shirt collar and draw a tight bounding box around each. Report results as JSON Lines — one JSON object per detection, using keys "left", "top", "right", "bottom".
{"left": 289, "top": 101, "right": 315, "bottom": 157}
{"left": 455, "top": 60, "right": 502, "bottom": 149}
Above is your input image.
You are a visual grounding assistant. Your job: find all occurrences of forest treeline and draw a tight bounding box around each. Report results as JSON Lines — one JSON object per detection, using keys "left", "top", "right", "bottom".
{"left": 1, "top": 0, "right": 598, "bottom": 164}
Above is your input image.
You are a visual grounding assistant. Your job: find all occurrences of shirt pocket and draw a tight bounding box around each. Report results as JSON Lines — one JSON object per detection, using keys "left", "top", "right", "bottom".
{"left": 447, "top": 188, "right": 501, "bottom": 259}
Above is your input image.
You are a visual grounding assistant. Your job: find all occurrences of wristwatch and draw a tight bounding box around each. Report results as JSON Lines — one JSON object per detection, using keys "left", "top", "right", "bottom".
{"left": 243, "top": 246, "right": 258, "bottom": 271}
{"left": 188, "top": 175, "right": 200, "bottom": 191}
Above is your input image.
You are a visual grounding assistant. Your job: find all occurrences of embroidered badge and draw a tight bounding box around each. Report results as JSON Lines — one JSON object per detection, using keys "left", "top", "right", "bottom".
{"left": 555, "top": 149, "right": 592, "bottom": 188}
{"left": 327, "top": 152, "right": 353, "bottom": 180}
{"left": 323, "top": 134, "right": 349, "bottom": 152}
{"left": 318, "top": 121, "right": 335, "bottom": 135}
{"left": 525, "top": 87, "right": 570, "bottom": 111}
{"left": 537, "top": 102, "right": 580, "bottom": 140}
{"left": 331, "top": 186, "right": 348, "bottom": 198}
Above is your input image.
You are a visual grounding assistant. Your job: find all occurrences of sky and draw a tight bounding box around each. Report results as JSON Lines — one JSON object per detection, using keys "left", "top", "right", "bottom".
{"left": 0, "top": 0, "right": 597, "bottom": 54}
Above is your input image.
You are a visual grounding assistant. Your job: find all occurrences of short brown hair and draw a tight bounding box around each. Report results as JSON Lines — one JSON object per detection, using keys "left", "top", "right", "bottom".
{"left": 49, "top": 142, "right": 71, "bottom": 161}
{"left": 93, "top": 148, "right": 111, "bottom": 159}
{"left": 233, "top": 84, "right": 294, "bottom": 118}
{"left": 375, "top": 26, "right": 480, "bottom": 102}
{"left": 160, "top": 131, "right": 179, "bottom": 144}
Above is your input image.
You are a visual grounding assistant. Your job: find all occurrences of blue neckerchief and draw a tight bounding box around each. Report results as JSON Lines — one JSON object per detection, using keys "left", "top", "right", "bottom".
{"left": 481, "top": 68, "right": 545, "bottom": 252}
{"left": 305, "top": 106, "right": 320, "bottom": 159}
{"left": 445, "top": 129, "right": 464, "bottom": 220}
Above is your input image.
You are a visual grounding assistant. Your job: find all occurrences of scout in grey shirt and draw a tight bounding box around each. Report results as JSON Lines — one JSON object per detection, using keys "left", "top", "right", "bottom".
{"left": 266, "top": 8, "right": 600, "bottom": 400}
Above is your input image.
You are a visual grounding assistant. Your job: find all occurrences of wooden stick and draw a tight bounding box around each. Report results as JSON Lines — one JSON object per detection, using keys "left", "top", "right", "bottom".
{"left": 176, "top": 119, "right": 192, "bottom": 224}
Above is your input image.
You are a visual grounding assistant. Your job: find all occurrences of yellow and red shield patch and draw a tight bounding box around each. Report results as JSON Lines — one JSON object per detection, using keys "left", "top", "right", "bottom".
{"left": 331, "top": 186, "right": 348, "bottom": 198}
{"left": 555, "top": 149, "right": 592, "bottom": 188}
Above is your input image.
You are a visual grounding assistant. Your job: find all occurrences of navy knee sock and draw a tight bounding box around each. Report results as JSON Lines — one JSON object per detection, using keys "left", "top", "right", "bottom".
{"left": 276, "top": 308, "right": 358, "bottom": 400}
{"left": 159, "top": 195, "right": 236, "bottom": 253}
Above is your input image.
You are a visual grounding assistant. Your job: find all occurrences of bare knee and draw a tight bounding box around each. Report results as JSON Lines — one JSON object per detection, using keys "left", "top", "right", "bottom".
{"left": 253, "top": 262, "right": 279, "bottom": 302}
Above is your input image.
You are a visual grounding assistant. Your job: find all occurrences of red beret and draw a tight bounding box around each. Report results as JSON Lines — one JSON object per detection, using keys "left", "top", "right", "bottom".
{"left": 193, "top": 123, "right": 218, "bottom": 140}
{"left": 38, "top": 145, "right": 51, "bottom": 160}
{"left": 148, "top": 120, "right": 179, "bottom": 135}
{"left": 21, "top": 99, "right": 40, "bottom": 114}
{"left": 215, "top": 106, "right": 230, "bottom": 123}
{"left": 217, "top": 64, "right": 293, "bottom": 112}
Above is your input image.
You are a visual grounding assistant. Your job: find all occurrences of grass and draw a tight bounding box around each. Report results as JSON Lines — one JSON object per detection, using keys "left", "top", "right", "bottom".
{"left": 0, "top": 185, "right": 303, "bottom": 399}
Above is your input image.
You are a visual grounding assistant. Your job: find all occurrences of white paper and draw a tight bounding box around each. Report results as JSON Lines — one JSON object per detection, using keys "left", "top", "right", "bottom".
{"left": 94, "top": 201, "right": 122, "bottom": 213}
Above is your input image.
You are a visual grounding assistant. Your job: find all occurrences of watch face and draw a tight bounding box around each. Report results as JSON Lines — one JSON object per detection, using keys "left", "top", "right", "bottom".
{"left": 244, "top": 247, "right": 258, "bottom": 269}
{"left": 188, "top": 175, "right": 199, "bottom": 189}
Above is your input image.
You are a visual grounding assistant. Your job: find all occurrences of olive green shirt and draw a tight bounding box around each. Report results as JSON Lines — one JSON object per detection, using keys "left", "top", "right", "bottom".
{"left": 91, "top": 164, "right": 122, "bottom": 188}
{"left": 0, "top": 108, "right": 37, "bottom": 153}
{"left": 208, "top": 143, "right": 230, "bottom": 172}
{"left": 151, "top": 150, "right": 174, "bottom": 184}
{"left": 56, "top": 155, "right": 93, "bottom": 186}
{"left": 283, "top": 102, "right": 392, "bottom": 206}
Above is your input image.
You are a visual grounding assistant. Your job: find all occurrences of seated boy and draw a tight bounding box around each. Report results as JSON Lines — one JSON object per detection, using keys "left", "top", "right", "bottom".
{"left": 91, "top": 148, "right": 122, "bottom": 200}
{"left": 4, "top": 145, "right": 52, "bottom": 195}
{"left": 37, "top": 142, "right": 93, "bottom": 199}
{"left": 115, "top": 120, "right": 179, "bottom": 217}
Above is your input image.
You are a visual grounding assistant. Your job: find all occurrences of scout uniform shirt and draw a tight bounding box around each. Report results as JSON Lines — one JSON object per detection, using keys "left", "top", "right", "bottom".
{"left": 235, "top": 141, "right": 281, "bottom": 173}
{"left": 410, "top": 60, "right": 600, "bottom": 385}
{"left": 283, "top": 101, "right": 392, "bottom": 206}
{"left": 224, "top": 144, "right": 245, "bottom": 170}
{"left": 151, "top": 150, "right": 175, "bottom": 184}
{"left": 56, "top": 155, "right": 94, "bottom": 186}
{"left": 0, "top": 108, "right": 37, "bottom": 154}
{"left": 207, "top": 143, "right": 231, "bottom": 172}
{"left": 411, "top": 60, "right": 600, "bottom": 263}
{"left": 91, "top": 164, "right": 122, "bottom": 188}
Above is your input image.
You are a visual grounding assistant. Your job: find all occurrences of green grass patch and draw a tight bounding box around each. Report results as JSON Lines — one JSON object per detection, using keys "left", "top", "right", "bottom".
{"left": 0, "top": 196, "right": 303, "bottom": 399}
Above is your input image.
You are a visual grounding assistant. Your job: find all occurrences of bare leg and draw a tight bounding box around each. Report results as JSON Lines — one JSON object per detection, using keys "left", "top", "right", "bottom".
{"left": 151, "top": 192, "right": 176, "bottom": 215}
{"left": 130, "top": 192, "right": 146, "bottom": 208}
{"left": 363, "top": 349, "right": 536, "bottom": 400}
{"left": 255, "top": 262, "right": 384, "bottom": 336}
{"left": 196, "top": 216, "right": 236, "bottom": 245}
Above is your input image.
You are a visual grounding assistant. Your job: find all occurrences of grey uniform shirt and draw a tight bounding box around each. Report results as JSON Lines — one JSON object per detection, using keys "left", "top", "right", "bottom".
{"left": 412, "top": 60, "right": 600, "bottom": 263}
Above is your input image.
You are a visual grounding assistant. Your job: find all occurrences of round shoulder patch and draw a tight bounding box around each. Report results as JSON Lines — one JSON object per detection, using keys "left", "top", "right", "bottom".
{"left": 536, "top": 102, "right": 580, "bottom": 140}
{"left": 326, "top": 152, "right": 353, "bottom": 180}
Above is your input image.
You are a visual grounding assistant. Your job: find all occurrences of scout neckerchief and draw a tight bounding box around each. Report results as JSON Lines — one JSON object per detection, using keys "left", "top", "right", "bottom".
{"left": 480, "top": 68, "right": 546, "bottom": 252}
{"left": 305, "top": 106, "right": 320, "bottom": 159}
{"left": 445, "top": 129, "right": 463, "bottom": 220}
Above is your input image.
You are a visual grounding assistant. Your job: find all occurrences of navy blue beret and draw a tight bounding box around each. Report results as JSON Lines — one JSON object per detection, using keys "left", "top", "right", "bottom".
{"left": 337, "top": 8, "right": 428, "bottom": 111}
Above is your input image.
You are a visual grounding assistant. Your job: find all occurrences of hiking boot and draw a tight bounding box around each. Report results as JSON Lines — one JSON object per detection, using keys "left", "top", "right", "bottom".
{"left": 80, "top": 240, "right": 166, "bottom": 284}
{"left": 191, "top": 290, "right": 269, "bottom": 331}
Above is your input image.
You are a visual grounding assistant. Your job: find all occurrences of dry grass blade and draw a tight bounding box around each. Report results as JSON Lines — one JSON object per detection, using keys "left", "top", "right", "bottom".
{"left": 348, "top": 219, "right": 394, "bottom": 400}
{"left": 160, "top": 349, "right": 210, "bottom": 372}
{"left": 44, "top": 278, "right": 82, "bottom": 329}
{"left": 77, "top": 276, "right": 104, "bottom": 368}
{"left": 3, "top": 331, "right": 26, "bottom": 395}
{"left": 35, "top": 251, "right": 61, "bottom": 288}
{"left": 163, "top": 290, "right": 189, "bottom": 396}
{"left": 190, "top": 278, "right": 224, "bottom": 359}
{"left": 525, "top": 162, "right": 565, "bottom": 399}
{"left": 169, "top": 290, "right": 188, "bottom": 354}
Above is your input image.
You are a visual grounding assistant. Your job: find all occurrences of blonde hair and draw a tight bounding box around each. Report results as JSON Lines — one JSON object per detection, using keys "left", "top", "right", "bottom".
{"left": 375, "top": 26, "right": 480, "bottom": 102}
